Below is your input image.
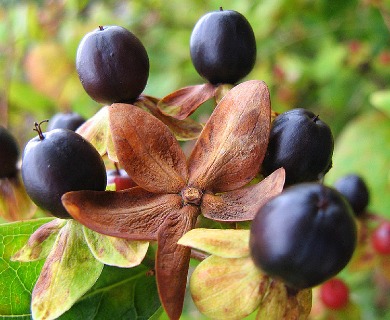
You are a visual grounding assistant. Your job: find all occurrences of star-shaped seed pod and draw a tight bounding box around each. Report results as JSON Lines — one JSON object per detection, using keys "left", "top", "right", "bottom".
{"left": 62, "top": 80, "right": 285, "bottom": 320}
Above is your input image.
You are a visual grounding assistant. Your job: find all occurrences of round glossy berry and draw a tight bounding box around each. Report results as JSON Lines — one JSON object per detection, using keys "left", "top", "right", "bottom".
{"left": 372, "top": 221, "right": 390, "bottom": 255}
{"left": 107, "top": 168, "right": 137, "bottom": 191}
{"left": 0, "top": 126, "right": 20, "bottom": 178}
{"left": 262, "top": 108, "right": 334, "bottom": 186}
{"left": 76, "top": 25, "right": 149, "bottom": 104}
{"left": 250, "top": 183, "right": 357, "bottom": 289}
{"left": 334, "top": 174, "right": 369, "bottom": 216}
{"left": 320, "top": 278, "right": 350, "bottom": 310}
{"left": 47, "top": 112, "right": 86, "bottom": 131}
{"left": 190, "top": 8, "right": 256, "bottom": 85}
{"left": 21, "top": 123, "right": 107, "bottom": 218}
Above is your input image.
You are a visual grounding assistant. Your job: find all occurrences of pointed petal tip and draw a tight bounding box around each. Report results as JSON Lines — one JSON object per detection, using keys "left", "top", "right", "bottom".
{"left": 61, "top": 192, "right": 81, "bottom": 219}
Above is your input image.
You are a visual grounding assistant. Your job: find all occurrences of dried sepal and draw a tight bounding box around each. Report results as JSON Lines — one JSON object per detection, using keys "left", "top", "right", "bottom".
{"left": 109, "top": 103, "right": 188, "bottom": 193}
{"left": 11, "top": 218, "right": 66, "bottom": 262}
{"left": 76, "top": 106, "right": 110, "bottom": 156}
{"left": 83, "top": 227, "right": 149, "bottom": 268}
{"left": 188, "top": 80, "right": 271, "bottom": 193}
{"left": 178, "top": 228, "right": 250, "bottom": 258}
{"left": 256, "top": 280, "right": 312, "bottom": 320}
{"left": 157, "top": 83, "right": 216, "bottom": 120}
{"left": 214, "top": 83, "right": 234, "bottom": 104}
{"left": 156, "top": 205, "right": 199, "bottom": 320}
{"left": 0, "top": 176, "right": 36, "bottom": 221}
{"left": 62, "top": 188, "right": 182, "bottom": 241}
{"left": 201, "top": 168, "right": 285, "bottom": 222}
{"left": 31, "top": 220, "right": 104, "bottom": 320}
{"left": 137, "top": 95, "right": 203, "bottom": 140}
{"left": 190, "top": 255, "right": 268, "bottom": 320}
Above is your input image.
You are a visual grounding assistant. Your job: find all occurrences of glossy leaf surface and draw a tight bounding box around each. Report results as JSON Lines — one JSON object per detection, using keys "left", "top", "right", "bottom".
{"left": 0, "top": 218, "right": 52, "bottom": 318}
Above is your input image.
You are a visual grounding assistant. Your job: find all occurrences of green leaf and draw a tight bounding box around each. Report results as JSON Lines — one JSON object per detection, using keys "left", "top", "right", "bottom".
{"left": 59, "top": 264, "right": 162, "bottom": 320}
{"left": 0, "top": 218, "right": 53, "bottom": 317}
{"left": 83, "top": 226, "right": 149, "bottom": 268}
{"left": 178, "top": 228, "right": 250, "bottom": 258}
{"left": 190, "top": 255, "right": 267, "bottom": 320}
{"left": 31, "top": 220, "right": 104, "bottom": 320}
{"left": 12, "top": 218, "right": 66, "bottom": 262}
{"left": 370, "top": 90, "right": 390, "bottom": 118}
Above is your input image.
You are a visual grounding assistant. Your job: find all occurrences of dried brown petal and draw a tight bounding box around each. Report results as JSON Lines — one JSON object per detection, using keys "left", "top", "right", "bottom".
{"left": 137, "top": 95, "right": 203, "bottom": 140}
{"left": 109, "top": 104, "right": 188, "bottom": 193}
{"left": 157, "top": 83, "right": 216, "bottom": 120}
{"left": 201, "top": 168, "right": 285, "bottom": 222}
{"left": 62, "top": 187, "right": 182, "bottom": 241}
{"left": 187, "top": 80, "right": 271, "bottom": 193}
{"left": 156, "top": 205, "right": 199, "bottom": 320}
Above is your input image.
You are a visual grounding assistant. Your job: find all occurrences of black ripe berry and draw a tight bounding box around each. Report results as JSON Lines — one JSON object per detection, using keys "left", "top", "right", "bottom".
{"left": 76, "top": 25, "right": 149, "bottom": 104}
{"left": 47, "top": 112, "right": 86, "bottom": 131}
{"left": 249, "top": 183, "right": 357, "bottom": 289}
{"left": 190, "top": 8, "right": 256, "bottom": 85}
{"left": 334, "top": 174, "right": 369, "bottom": 216}
{"left": 262, "top": 108, "right": 334, "bottom": 186}
{"left": 0, "top": 126, "right": 20, "bottom": 179}
{"left": 21, "top": 121, "right": 107, "bottom": 218}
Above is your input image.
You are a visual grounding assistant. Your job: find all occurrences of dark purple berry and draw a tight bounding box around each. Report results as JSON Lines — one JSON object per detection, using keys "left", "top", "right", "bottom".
{"left": 250, "top": 183, "right": 357, "bottom": 289}
{"left": 334, "top": 174, "right": 369, "bottom": 216}
{"left": 262, "top": 108, "right": 334, "bottom": 186}
{"left": 47, "top": 112, "right": 86, "bottom": 131}
{"left": 21, "top": 121, "right": 107, "bottom": 218}
{"left": 0, "top": 126, "right": 20, "bottom": 178}
{"left": 76, "top": 25, "right": 149, "bottom": 104}
{"left": 190, "top": 8, "right": 256, "bottom": 85}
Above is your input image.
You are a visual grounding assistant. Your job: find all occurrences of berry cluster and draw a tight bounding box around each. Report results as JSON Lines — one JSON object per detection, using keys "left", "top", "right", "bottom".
{"left": 6, "top": 6, "right": 380, "bottom": 320}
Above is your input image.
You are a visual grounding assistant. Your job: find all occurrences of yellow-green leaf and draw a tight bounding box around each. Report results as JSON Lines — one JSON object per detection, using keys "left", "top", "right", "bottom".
{"left": 178, "top": 228, "right": 250, "bottom": 258}
{"left": 75, "top": 106, "right": 118, "bottom": 162}
{"left": 31, "top": 220, "right": 103, "bottom": 320}
{"left": 11, "top": 218, "right": 66, "bottom": 262}
{"left": 256, "top": 280, "right": 312, "bottom": 320}
{"left": 190, "top": 255, "right": 267, "bottom": 320}
{"left": 83, "top": 226, "right": 149, "bottom": 268}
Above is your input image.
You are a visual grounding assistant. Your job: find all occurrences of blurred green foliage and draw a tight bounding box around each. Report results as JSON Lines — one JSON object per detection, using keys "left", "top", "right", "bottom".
{"left": 1, "top": 0, "right": 390, "bottom": 144}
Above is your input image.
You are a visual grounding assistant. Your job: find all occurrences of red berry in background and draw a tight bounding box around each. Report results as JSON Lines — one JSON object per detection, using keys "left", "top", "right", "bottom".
{"left": 371, "top": 221, "right": 390, "bottom": 255}
{"left": 320, "top": 278, "right": 350, "bottom": 310}
{"left": 106, "top": 168, "right": 137, "bottom": 191}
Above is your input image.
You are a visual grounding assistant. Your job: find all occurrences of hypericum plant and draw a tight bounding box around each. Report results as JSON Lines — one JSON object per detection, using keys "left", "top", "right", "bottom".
{"left": 62, "top": 80, "right": 286, "bottom": 319}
